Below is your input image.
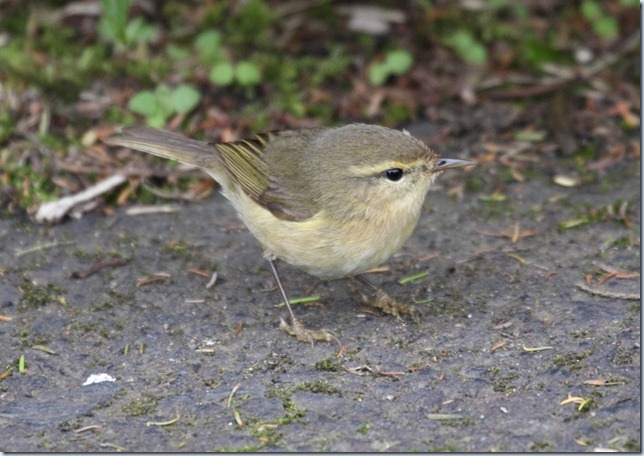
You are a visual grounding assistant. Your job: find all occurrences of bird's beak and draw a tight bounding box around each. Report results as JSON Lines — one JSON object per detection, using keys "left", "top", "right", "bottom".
{"left": 431, "top": 158, "right": 475, "bottom": 172}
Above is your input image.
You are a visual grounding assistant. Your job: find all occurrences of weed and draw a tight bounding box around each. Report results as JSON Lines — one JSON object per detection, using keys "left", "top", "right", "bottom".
{"left": 19, "top": 279, "right": 65, "bottom": 309}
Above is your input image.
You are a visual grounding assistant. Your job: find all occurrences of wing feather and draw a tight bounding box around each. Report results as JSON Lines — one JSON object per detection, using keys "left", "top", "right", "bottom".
{"left": 107, "top": 127, "right": 316, "bottom": 222}
{"left": 216, "top": 137, "right": 270, "bottom": 202}
{"left": 215, "top": 133, "right": 315, "bottom": 221}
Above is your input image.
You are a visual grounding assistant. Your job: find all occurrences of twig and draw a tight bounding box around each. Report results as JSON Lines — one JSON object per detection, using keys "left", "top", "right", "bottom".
{"left": 126, "top": 205, "right": 182, "bottom": 215}
{"left": 206, "top": 272, "right": 218, "bottom": 289}
{"left": 34, "top": 173, "right": 127, "bottom": 223}
{"left": 70, "top": 257, "right": 130, "bottom": 279}
{"left": 576, "top": 282, "right": 639, "bottom": 301}
{"left": 593, "top": 261, "right": 640, "bottom": 278}
{"left": 15, "top": 240, "right": 75, "bottom": 257}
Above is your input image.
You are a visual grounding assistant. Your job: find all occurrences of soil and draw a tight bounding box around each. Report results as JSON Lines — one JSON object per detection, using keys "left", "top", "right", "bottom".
{"left": 0, "top": 122, "right": 640, "bottom": 452}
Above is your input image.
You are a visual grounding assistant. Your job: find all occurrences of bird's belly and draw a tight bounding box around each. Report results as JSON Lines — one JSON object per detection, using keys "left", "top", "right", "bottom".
{"left": 264, "top": 224, "right": 410, "bottom": 279}
{"left": 232, "top": 194, "right": 419, "bottom": 279}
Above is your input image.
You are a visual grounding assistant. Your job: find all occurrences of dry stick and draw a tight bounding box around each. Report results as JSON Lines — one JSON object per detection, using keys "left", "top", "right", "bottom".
{"left": 34, "top": 173, "right": 127, "bottom": 223}
{"left": 69, "top": 257, "right": 130, "bottom": 279}
{"left": 593, "top": 261, "right": 640, "bottom": 278}
{"left": 576, "top": 282, "right": 640, "bottom": 301}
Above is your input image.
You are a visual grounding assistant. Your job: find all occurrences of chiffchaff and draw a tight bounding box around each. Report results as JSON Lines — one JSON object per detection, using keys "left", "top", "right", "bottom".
{"left": 105, "top": 124, "right": 473, "bottom": 342}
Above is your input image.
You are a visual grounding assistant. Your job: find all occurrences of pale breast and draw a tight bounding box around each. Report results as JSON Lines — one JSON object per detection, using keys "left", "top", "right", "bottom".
{"left": 228, "top": 190, "right": 422, "bottom": 279}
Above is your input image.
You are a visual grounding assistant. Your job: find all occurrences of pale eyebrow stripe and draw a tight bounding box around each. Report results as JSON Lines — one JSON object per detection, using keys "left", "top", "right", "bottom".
{"left": 348, "top": 158, "right": 426, "bottom": 177}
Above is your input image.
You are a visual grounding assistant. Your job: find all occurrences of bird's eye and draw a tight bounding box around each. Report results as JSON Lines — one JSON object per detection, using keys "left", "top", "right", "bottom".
{"left": 384, "top": 168, "right": 404, "bottom": 181}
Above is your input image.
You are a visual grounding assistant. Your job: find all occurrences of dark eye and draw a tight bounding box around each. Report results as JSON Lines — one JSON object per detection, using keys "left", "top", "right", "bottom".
{"left": 384, "top": 168, "right": 404, "bottom": 181}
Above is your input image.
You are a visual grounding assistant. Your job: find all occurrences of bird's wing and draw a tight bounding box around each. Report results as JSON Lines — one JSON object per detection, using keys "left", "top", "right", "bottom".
{"left": 107, "top": 126, "right": 316, "bottom": 222}
{"left": 216, "top": 133, "right": 316, "bottom": 222}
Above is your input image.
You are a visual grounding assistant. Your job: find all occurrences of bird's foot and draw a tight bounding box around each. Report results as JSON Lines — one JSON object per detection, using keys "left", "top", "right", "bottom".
{"left": 279, "top": 316, "right": 336, "bottom": 343}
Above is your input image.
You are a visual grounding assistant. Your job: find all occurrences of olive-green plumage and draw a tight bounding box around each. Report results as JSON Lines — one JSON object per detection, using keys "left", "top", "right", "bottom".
{"left": 106, "top": 123, "right": 471, "bottom": 278}
{"left": 106, "top": 123, "right": 472, "bottom": 342}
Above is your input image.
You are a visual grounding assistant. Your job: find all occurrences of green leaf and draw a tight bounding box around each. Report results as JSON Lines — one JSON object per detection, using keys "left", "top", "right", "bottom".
{"left": 147, "top": 114, "right": 167, "bottom": 128}
{"left": 385, "top": 50, "right": 413, "bottom": 75}
{"left": 209, "top": 62, "right": 235, "bottom": 85}
{"left": 128, "top": 90, "right": 158, "bottom": 117}
{"left": 236, "top": 0, "right": 274, "bottom": 39}
{"left": 99, "top": 0, "right": 130, "bottom": 45}
{"left": 124, "top": 17, "right": 157, "bottom": 46}
{"left": 581, "top": 0, "right": 602, "bottom": 20}
{"left": 167, "top": 44, "right": 189, "bottom": 61}
{"left": 523, "top": 37, "right": 564, "bottom": 68}
{"left": 581, "top": 0, "right": 618, "bottom": 39}
{"left": 154, "top": 84, "right": 174, "bottom": 118}
{"left": 592, "top": 17, "right": 618, "bottom": 39}
{"left": 195, "top": 30, "right": 223, "bottom": 64}
{"left": 369, "top": 62, "right": 389, "bottom": 86}
{"left": 235, "top": 61, "right": 261, "bottom": 86}
{"left": 171, "top": 85, "right": 201, "bottom": 114}
{"left": 443, "top": 30, "right": 487, "bottom": 65}
{"left": 514, "top": 129, "right": 546, "bottom": 141}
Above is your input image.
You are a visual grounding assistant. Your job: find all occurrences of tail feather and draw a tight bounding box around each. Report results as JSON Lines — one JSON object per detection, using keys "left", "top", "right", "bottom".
{"left": 105, "top": 126, "right": 221, "bottom": 170}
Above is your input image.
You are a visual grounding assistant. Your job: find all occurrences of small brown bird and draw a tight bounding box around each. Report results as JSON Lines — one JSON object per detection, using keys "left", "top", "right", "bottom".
{"left": 106, "top": 124, "right": 473, "bottom": 342}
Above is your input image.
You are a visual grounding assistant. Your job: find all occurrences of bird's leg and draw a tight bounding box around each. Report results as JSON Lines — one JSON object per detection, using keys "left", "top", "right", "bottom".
{"left": 267, "top": 258, "right": 335, "bottom": 343}
{"left": 352, "top": 275, "right": 421, "bottom": 321}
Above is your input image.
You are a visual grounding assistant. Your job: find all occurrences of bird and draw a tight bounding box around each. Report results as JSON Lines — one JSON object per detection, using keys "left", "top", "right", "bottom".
{"left": 105, "top": 123, "right": 474, "bottom": 342}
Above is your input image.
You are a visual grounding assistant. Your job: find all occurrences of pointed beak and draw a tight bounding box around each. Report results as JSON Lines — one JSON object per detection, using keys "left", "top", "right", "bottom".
{"left": 431, "top": 158, "right": 475, "bottom": 172}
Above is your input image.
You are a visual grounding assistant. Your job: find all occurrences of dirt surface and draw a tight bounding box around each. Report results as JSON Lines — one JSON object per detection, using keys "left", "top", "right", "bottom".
{"left": 0, "top": 121, "right": 640, "bottom": 452}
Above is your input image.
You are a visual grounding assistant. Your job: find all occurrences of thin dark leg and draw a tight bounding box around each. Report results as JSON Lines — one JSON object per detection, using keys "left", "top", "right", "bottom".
{"left": 267, "top": 258, "right": 335, "bottom": 343}
{"left": 352, "top": 274, "right": 377, "bottom": 291}
{"left": 267, "top": 258, "right": 297, "bottom": 323}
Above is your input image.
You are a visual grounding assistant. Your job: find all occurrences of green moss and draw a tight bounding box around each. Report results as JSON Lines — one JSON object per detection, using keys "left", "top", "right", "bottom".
{"left": 552, "top": 350, "right": 592, "bottom": 371}
{"left": 441, "top": 416, "right": 475, "bottom": 427}
{"left": 575, "top": 144, "right": 598, "bottom": 161}
{"left": 356, "top": 423, "right": 371, "bottom": 435}
{"left": 73, "top": 248, "right": 103, "bottom": 261}
{"left": 314, "top": 357, "right": 342, "bottom": 372}
{"left": 19, "top": 279, "right": 65, "bottom": 309}
{"left": 237, "top": 384, "right": 310, "bottom": 449}
{"left": 492, "top": 373, "right": 519, "bottom": 393}
{"left": 92, "top": 300, "right": 114, "bottom": 312}
{"left": 107, "top": 289, "right": 136, "bottom": 306}
{"left": 1, "top": 149, "right": 60, "bottom": 211}
{"left": 592, "top": 418, "right": 617, "bottom": 428}
{"left": 611, "top": 236, "right": 636, "bottom": 248}
{"left": 570, "top": 329, "right": 591, "bottom": 339}
{"left": 387, "top": 336, "right": 414, "bottom": 350}
{"left": 122, "top": 394, "right": 160, "bottom": 417}
{"left": 74, "top": 322, "right": 98, "bottom": 334}
{"left": 58, "top": 417, "right": 84, "bottom": 432}
{"left": 611, "top": 346, "right": 638, "bottom": 366}
{"left": 18, "top": 329, "right": 50, "bottom": 348}
{"left": 530, "top": 440, "right": 555, "bottom": 452}
{"left": 292, "top": 380, "right": 340, "bottom": 395}
{"left": 623, "top": 437, "right": 640, "bottom": 452}
{"left": 464, "top": 175, "right": 485, "bottom": 193}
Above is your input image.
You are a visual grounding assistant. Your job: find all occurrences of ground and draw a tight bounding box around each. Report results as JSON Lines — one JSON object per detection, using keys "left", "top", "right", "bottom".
{"left": 0, "top": 121, "right": 639, "bottom": 452}
{"left": 0, "top": 1, "right": 640, "bottom": 452}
